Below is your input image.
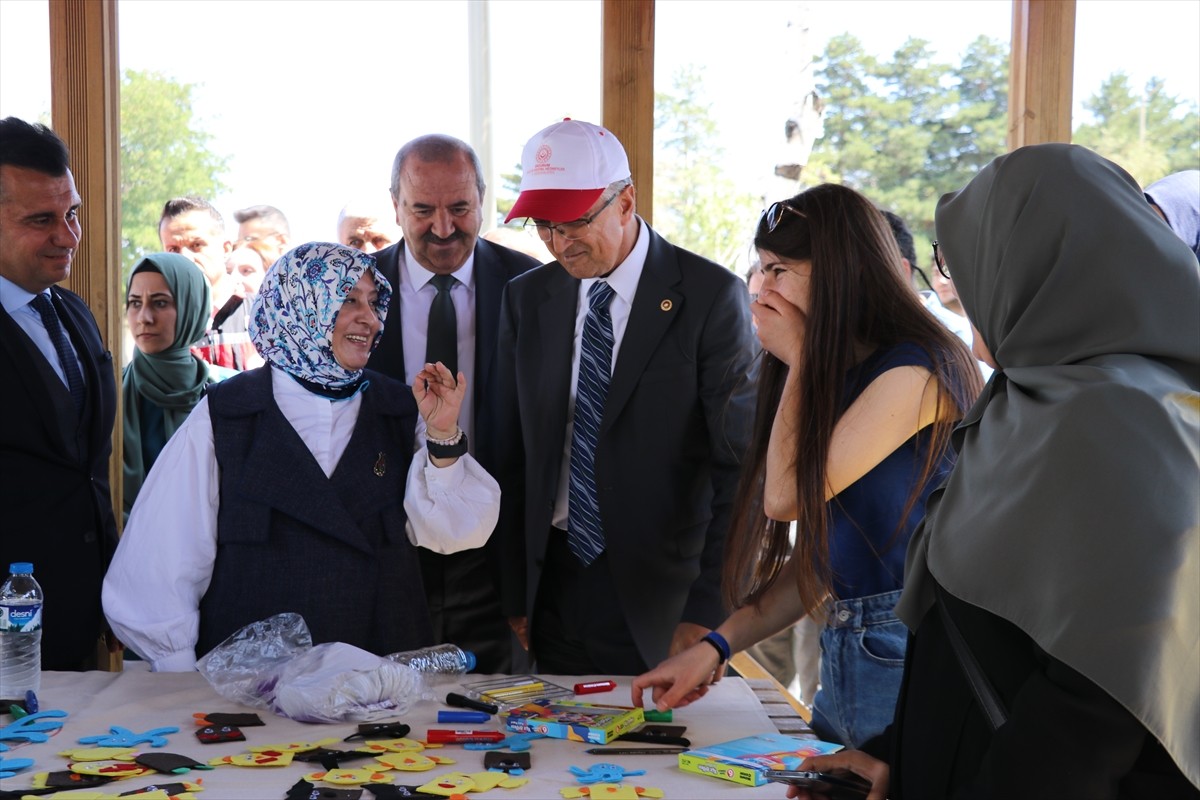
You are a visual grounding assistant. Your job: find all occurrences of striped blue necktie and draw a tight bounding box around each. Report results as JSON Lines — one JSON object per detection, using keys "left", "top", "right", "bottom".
{"left": 30, "top": 293, "right": 86, "bottom": 412}
{"left": 568, "top": 281, "right": 616, "bottom": 566}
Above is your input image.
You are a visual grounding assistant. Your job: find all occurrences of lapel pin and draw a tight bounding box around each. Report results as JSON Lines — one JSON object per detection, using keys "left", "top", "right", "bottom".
{"left": 373, "top": 452, "right": 386, "bottom": 477}
{"left": 660, "top": 299, "right": 673, "bottom": 312}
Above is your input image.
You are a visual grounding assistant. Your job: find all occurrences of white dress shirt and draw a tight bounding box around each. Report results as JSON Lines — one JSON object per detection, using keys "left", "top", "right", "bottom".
{"left": 398, "top": 247, "right": 477, "bottom": 447}
{"left": 551, "top": 217, "right": 651, "bottom": 529}
{"left": 0, "top": 275, "right": 86, "bottom": 391}
{"left": 103, "top": 366, "right": 500, "bottom": 672}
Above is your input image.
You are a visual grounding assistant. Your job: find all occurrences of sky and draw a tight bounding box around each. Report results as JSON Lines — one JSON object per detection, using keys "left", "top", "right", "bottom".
{"left": 2, "top": 0, "right": 1197, "bottom": 245}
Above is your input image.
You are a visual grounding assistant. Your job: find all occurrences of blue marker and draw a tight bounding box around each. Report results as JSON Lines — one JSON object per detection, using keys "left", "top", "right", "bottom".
{"left": 437, "top": 710, "right": 490, "bottom": 724}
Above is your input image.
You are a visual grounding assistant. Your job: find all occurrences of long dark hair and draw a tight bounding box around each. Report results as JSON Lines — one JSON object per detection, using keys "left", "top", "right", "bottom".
{"left": 722, "top": 184, "right": 982, "bottom": 614}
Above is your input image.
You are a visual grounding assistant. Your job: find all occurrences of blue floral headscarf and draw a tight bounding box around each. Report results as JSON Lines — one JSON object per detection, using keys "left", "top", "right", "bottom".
{"left": 250, "top": 242, "right": 392, "bottom": 392}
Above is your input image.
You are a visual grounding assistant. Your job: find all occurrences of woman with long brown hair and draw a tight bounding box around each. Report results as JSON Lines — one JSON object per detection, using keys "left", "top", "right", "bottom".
{"left": 632, "top": 183, "right": 982, "bottom": 748}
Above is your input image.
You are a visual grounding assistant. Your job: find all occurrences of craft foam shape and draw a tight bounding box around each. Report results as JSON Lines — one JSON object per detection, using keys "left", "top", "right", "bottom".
{"left": 248, "top": 737, "right": 340, "bottom": 753}
{"left": 305, "top": 766, "right": 395, "bottom": 785}
{"left": 374, "top": 751, "right": 456, "bottom": 771}
{"left": 208, "top": 749, "right": 296, "bottom": 767}
{"left": 69, "top": 760, "right": 155, "bottom": 779}
{"left": 78, "top": 725, "right": 180, "bottom": 748}
{"left": 357, "top": 737, "right": 432, "bottom": 753}
{"left": 29, "top": 769, "right": 116, "bottom": 788}
{"left": 0, "top": 709, "right": 68, "bottom": 743}
{"left": 57, "top": 745, "right": 139, "bottom": 761}
{"left": 559, "top": 785, "right": 664, "bottom": 799}
{"left": 416, "top": 771, "right": 527, "bottom": 795}
{"left": 0, "top": 753, "right": 34, "bottom": 777}
{"left": 123, "top": 782, "right": 204, "bottom": 798}
{"left": 464, "top": 732, "right": 547, "bottom": 752}
{"left": 568, "top": 764, "right": 646, "bottom": 784}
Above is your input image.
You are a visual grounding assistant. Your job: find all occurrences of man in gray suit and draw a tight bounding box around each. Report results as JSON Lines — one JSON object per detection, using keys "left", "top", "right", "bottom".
{"left": 496, "top": 119, "right": 756, "bottom": 674}
{"left": 366, "top": 134, "right": 537, "bottom": 673}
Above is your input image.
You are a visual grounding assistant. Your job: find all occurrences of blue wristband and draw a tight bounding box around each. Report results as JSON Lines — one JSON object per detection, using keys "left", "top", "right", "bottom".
{"left": 701, "top": 631, "right": 731, "bottom": 663}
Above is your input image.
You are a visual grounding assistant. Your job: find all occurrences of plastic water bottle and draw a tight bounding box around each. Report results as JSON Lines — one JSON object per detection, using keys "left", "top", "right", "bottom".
{"left": 385, "top": 643, "right": 476, "bottom": 674}
{"left": 0, "top": 562, "right": 44, "bottom": 696}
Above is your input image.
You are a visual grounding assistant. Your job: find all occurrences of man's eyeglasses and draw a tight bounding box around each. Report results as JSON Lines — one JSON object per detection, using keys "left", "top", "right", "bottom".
{"left": 526, "top": 190, "right": 621, "bottom": 243}
{"left": 762, "top": 201, "right": 807, "bottom": 233}
{"left": 932, "top": 240, "right": 950, "bottom": 280}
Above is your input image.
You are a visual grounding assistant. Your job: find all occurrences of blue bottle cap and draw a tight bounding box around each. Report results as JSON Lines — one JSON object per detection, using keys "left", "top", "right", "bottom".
{"left": 9, "top": 563, "right": 33, "bottom": 574}
{"left": 463, "top": 650, "right": 477, "bottom": 671}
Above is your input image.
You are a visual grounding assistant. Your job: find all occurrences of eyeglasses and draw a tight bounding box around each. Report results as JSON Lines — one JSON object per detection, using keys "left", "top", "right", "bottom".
{"left": 932, "top": 240, "right": 950, "bottom": 280}
{"left": 762, "top": 201, "right": 807, "bottom": 233}
{"left": 525, "top": 190, "right": 621, "bottom": 242}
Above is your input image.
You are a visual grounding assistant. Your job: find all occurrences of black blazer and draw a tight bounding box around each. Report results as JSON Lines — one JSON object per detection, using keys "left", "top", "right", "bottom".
{"left": 493, "top": 224, "right": 756, "bottom": 668}
{"left": 366, "top": 237, "right": 539, "bottom": 475}
{"left": 0, "top": 286, "right": 118, "bottom": 669}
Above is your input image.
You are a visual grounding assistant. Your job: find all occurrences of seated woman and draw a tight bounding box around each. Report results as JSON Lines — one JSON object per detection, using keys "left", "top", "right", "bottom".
{"left": 791, "top": 146, "right": 1199, "bottom": 797}
{"left": 122, "top": 253, "right": 229, "bottom": 518}
{"left": 103, "top": 242, "right": 500, "bottom": 671}
{"left": 633, "top": 184, "right": 982, "bottom": 748}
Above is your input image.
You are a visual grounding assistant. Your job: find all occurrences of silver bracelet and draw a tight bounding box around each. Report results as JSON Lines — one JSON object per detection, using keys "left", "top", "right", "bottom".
{"left": 426, "top": 426, "right": 463, "bottom": 446}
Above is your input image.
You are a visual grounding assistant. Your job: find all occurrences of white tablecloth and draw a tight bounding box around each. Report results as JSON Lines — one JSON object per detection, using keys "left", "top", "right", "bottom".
{"left": 3, "top": 666, "right": 801, "bottom": 798}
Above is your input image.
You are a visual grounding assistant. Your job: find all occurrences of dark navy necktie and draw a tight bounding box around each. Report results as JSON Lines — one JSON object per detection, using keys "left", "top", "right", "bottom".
{"left": 568, "top": 281, "right": 616, "bottom": 566}
{"left": 30, "top": 293, "right": 86, "bottom": 411}
{"left": 426, "top": 273, "right": 458, "bottom": 376}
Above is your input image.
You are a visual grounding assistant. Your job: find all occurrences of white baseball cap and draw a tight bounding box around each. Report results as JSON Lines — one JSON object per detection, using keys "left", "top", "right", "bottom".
{"left": 505, "top": 118, "right": 631, "bottom": 223}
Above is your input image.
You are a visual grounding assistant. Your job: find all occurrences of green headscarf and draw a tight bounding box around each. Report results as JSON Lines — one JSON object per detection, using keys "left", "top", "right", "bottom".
{"left": 899, "top": 144, "right": 1200, "bottom": 785}
{"left": 122, "top": 253, "right": 214, "bottom": 517}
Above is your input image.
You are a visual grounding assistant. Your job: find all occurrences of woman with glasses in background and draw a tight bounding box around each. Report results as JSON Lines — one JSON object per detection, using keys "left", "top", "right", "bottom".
{"left": 633, "top": 184, "right": 982, "bottom": 749}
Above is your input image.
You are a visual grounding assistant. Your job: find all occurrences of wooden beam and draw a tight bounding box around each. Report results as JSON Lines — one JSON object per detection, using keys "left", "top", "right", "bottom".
{"left": 49, "top": 0, "right": 124, "bottom": 612}
{"left": 602, "top": 0, "right": 654, "bottom": 225}
{"left": 1009, "top": 0, "right": 1076, "bottom": 148}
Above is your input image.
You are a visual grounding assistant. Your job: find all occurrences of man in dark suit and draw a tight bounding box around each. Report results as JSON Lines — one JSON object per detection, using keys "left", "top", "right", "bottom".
{"left": 495, "top": 119, "right": 756, "bottom": 674}
{"left": 367, "top": 134, "right": 538, "bottom": 673}
{"left": 0, "top": 117, "right": 118, "bottom": 670}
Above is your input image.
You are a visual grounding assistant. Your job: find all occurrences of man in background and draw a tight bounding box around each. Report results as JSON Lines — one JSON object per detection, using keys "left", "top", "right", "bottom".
{"left": 337, "top": 199, "right": 401, "bottom": 254}
{"left": 0, "top": 117, "right": 118, "bottom": 669}
{"left": 233, "top": 204, "right": 290, "bottom": 268}
{"left": 160, "top": 197, "right": 254, "bottom": 370}
{"left": 496, "top": 119, "right": 756, "bottom": 674}
{"left": 367, "top": 134, "right": 538, "bottom": 673}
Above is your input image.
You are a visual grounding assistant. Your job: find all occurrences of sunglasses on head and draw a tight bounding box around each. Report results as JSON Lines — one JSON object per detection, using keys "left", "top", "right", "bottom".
{"left": 762, "top": 201, "right": 807, "bottom": 233}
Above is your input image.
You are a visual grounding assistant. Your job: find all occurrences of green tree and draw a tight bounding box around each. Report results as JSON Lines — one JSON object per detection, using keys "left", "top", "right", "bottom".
{"left": 120, "top": 69, "right": 229, "bottom": 275}
{"left": 653, "top": 65, "right": 759, "bottom": 268}
{"left": 1073, "top": 72, "right": 1200, "bottom": 184}
{"left": 806, "top": 34, "right": 1009, "bottom": 253}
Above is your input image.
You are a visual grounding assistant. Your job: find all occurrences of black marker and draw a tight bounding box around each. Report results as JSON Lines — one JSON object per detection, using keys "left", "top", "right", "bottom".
{"left": 446, "top": 692, "right": 499, "bottom": 715}
{"left": 585, "top": 747, "right": 687, "bottom": 755}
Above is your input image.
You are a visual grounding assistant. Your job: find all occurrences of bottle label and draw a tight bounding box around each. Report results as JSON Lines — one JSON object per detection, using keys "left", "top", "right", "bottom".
{"left": 0, "top": 603, "right": 42, "bottom": 633}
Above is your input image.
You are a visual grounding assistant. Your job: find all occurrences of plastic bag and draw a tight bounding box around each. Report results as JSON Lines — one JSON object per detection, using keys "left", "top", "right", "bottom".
{"left": 196, "top": 613, "right": 432, "bottom": 723}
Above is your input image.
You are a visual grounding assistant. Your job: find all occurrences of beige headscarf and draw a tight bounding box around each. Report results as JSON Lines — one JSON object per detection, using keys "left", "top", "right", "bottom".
{"left": 898, "top": 144, "right": 1200, "bottom": 786}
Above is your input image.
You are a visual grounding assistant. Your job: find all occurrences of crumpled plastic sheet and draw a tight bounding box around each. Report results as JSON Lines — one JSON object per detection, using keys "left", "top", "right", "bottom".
{"left": 196, "top": 613, "right": 433, "bottom": 723}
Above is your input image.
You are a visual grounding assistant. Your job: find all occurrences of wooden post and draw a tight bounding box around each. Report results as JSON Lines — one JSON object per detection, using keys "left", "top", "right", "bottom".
{"left": 48, "top": 0, "right": 123, "bottom": 669}
{"left": 1009, "top": 0, "right": 1076, "bottom": 148}
{"left": 602, "top": 0, "right": 654, "bottom": 225}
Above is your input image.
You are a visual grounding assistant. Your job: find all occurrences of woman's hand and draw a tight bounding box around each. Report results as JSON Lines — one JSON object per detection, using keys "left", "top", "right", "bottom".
{"left": 630, "top": 640, "right": 723, "bottom": 711}
{"left": 786, "top": 751, "right": 890, "bottom": 800}
{"left": 413, "top": 361, "right": 466, "bottom": 440}
{"left": 752, "top": 287, "right": 806, "bottom": 368}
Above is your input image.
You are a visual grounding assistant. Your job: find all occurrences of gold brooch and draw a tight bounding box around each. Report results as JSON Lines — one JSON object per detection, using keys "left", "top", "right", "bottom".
{"left": 660, "top": 299, "right": 673, "bottom": 312}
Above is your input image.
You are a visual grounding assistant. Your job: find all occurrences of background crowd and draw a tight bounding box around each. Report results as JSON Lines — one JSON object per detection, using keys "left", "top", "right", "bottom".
{"left": 1, "top": 112, "right": 1197, "bottom": 798}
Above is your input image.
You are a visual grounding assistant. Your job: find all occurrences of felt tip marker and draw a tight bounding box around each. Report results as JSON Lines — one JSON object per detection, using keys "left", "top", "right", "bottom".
{"left": 438, "top": 710, "right": 490, "bottom": 724}
{"left": 574, "top": 680, "right": 617, "bottom": 695}
{"left": 426, "top": 729, "right": 507, "bottom": 744}
{"left": 445, "top": 692, "right": 499, "bottom": 715}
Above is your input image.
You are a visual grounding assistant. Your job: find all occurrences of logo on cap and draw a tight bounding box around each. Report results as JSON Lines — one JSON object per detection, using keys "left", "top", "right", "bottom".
{"left": 536, "top": 144, "right": 552, "bottom": 164}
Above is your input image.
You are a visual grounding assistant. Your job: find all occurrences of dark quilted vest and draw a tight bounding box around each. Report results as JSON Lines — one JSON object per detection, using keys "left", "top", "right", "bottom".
{"left": 197, "top": 367, "right": 433, "bottom": 658}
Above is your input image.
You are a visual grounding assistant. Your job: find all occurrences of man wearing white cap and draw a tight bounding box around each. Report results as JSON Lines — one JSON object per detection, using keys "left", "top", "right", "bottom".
{"left": 494, "top": 118, "right": 756, "bottom": 674}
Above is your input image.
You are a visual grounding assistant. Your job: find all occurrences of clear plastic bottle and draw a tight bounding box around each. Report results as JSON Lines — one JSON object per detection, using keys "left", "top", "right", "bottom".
{"left": 0, "top": 562, "right": 43, "bottom": 696}
{"left": 385, "top": 643, "right": 476, "bottom": 674}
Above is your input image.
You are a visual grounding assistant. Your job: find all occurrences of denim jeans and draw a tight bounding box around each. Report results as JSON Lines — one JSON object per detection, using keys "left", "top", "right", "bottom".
{"left": 809, "top": 588, "right": 907, "bottom": 748}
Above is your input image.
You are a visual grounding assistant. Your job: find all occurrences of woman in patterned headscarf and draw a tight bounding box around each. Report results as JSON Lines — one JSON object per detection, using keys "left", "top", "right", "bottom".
{"left": 104, "top": 242, "right": 500, "bottom": 671}
{"left": 791, "top": 146, "right": 1199, "bottom": 798}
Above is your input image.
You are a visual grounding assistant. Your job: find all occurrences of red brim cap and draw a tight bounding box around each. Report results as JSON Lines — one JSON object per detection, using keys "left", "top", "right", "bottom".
{"left": 504, "top": 188, "right": 605, "bottom": 224}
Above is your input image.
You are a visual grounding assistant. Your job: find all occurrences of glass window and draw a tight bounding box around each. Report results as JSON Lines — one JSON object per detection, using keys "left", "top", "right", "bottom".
{"left": 0, "top": 0, "right": 51, "bottom": 121}
{"left": 1072, "top": 0, "right": 1200, "bottom": 185}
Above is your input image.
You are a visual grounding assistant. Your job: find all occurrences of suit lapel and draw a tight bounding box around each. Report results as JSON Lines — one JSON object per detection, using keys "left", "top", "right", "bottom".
{"left": 0, "top": 303, "right": 71, "bottom": 451}
{"left": 601, "top": 230, "right": 682, "bottom": 434}
{"left": 472, "top": 239, "right": 504, "bottom": 421}
{"left": 52, "top": 287, "right": 111, "bottom": 457}
{"left": 536, "top": 268, "right": 579, "bottom": 457}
